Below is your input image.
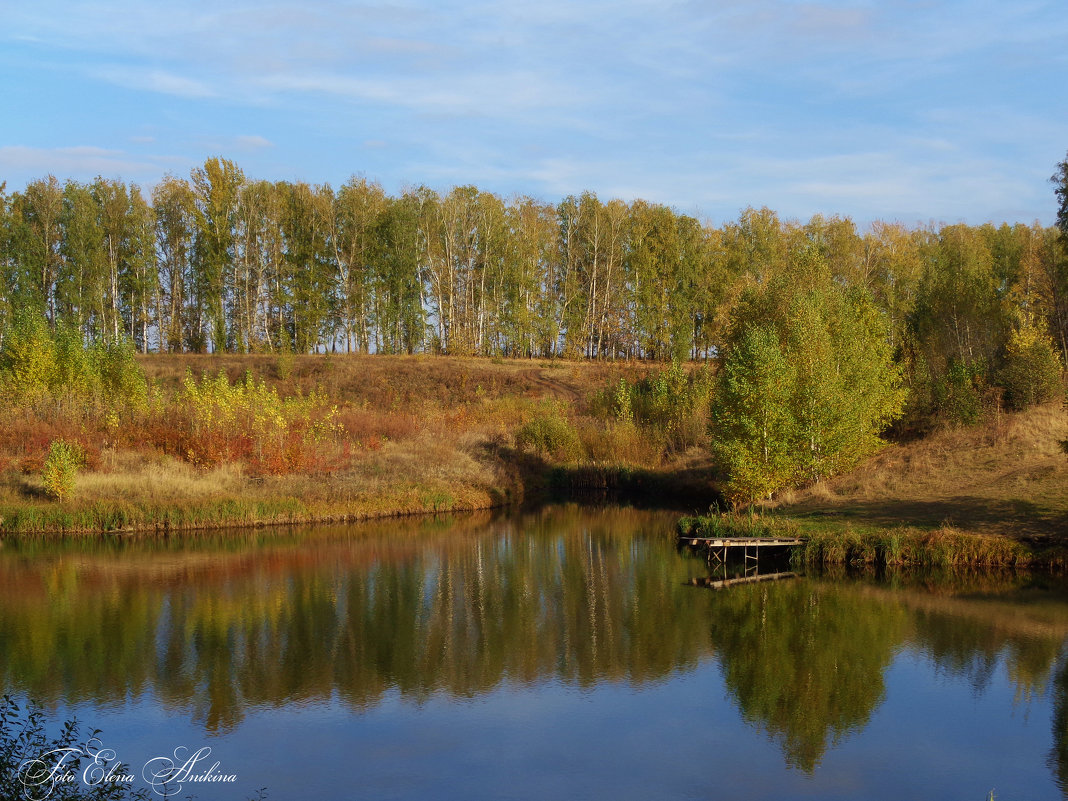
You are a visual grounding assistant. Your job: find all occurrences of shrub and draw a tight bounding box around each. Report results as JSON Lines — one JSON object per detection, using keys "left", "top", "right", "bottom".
{"left": 157, "top": 369, "right": 341, "bottom": 473}
{"left": 41, "top": 440, "right": 83, "bottom": 501}
{"left": 0, "top": 312, "right": 57, "bottom": 406}
{"left": 996, "top": 322, "right": 1063, "bottom": 411}
{"left": 89, "top": 337, "right": 147, "bottom": 409}
{"left": 0, "top": 315, "right": 147, "bottom": 416}
{"left": 515, "top": 408, "right": 584, "bottom": 462}
{"left": 936, "top": 359, "right": 985, "bottom": 426}
{"left": 52, "top": 322, "right": 99, "bottom": 404}
{"left": 274, "top": 350, "right": 295, "bottom": 381}
{"left": 593, "top": 362, "right": 714, "bottom": 455}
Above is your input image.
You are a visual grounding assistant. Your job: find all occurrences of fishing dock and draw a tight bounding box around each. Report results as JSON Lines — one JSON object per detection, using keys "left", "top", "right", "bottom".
{"left": 677, "top": 534, "right": 803, "bottom": 566}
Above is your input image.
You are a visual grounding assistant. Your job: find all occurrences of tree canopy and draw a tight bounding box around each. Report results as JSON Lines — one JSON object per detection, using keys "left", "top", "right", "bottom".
{"left": 712, "top": 247, "right": 905, "bottom": 503}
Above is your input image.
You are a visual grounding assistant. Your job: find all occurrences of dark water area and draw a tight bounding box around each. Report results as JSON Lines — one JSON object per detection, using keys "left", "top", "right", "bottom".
{"left": 2, "top": 505, "right": 1068, "bottom": 800}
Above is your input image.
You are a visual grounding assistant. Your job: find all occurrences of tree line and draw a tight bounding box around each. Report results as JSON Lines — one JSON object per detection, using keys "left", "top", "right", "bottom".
{"left": 1, "top": 159, "right": 720, "bottom": 360}
{"left": 2, "top": 157, "right": 1067, "bottom": 423}
{"left": 1, "top": 157, "right": 1063, "bottom": 361}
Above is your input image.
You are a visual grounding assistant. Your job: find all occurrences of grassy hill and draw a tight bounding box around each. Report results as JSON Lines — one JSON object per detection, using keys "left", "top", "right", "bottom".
{"left": 0, "top": 354, "right": 702, "bottom": 534}
{"left": 1, "top": 351, "right": 1064, "bottom": 541}
{"left": 772, "top": 402, "right": 1068, "bottom": 545}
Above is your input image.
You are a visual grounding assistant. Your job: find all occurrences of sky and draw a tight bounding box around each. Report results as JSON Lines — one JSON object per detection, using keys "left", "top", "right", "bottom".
{"left": 1, "top": 0, "right": 1066, "bottom": 227}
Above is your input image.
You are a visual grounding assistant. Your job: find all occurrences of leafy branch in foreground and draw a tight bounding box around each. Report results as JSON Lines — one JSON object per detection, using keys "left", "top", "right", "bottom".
{"left": 0, "top": 696, "right": 147, "bottom": 801}
{"left": 0, "top": 697, "right": 268, "bottom": 801}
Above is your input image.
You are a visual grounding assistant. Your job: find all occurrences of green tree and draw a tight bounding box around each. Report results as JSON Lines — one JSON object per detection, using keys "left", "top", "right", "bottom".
{"left": 906, "top": 224, "right": 1009, "bottom": 426}
{"left": 58, "top": 180, "right": 105, "bottom": 334}
{"left": 374, "top": 192, "right": 425, "bottom": 354}
{"left": 711, "top": 326, "right": 796, "bottom": 501}
{"left": 712, "top": 247, "right": 904, "bottom": 503}
{"left": 152, "top": 175, "right": 197, "bottom": 352}
{"left": 1049, "top": 153, "right": 1068, "bottom": 361}
{"left": 333, "top": 176, "right": 386, "bottom": 353}
{"left": 16, "top": 176, "right": 65, "bottom": 326}
{"left": 191, "top": 157, "right": 244, "bottom": 352}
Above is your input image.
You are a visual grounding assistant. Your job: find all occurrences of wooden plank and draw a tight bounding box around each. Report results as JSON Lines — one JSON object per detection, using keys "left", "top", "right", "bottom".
{"left": 680, "top": 536, "right": 802, "bottom": 547}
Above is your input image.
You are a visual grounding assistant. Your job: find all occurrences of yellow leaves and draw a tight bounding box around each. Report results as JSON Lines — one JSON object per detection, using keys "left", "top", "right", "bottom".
{"left": 174, "top": 369, "right": 341, "bottom": 471}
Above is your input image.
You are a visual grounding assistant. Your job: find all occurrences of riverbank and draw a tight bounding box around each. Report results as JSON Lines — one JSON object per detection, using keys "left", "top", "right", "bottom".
{"left": 679, "top": 400, "right": 1068, "bottom": 567}
{"left": 0, "top": 354, "right": 717, "bottom": 536}
{"left": 1, "top": 354, "right": 1063, "bottom": 547}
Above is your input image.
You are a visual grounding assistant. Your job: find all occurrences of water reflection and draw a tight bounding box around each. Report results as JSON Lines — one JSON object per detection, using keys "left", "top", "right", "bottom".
{"left": 707, "top": 577, "right": 908, "bottom": 771}
{"left": 1, "top": 506, "right": 1068, "bottom": 787}
{"left": 0, "top": 507, "right": 714, "bottom": 731}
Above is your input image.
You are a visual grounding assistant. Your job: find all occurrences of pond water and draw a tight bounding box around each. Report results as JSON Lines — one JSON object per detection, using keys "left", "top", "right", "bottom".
{"left": 2, "top": 505, "right": 1067, "bottom": 800}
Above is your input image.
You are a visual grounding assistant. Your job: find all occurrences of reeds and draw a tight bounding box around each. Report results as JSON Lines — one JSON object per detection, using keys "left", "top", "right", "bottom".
{"left": 678, "top": 514, "right": 1037, "bottom": 568}
{"left": 794, "top": 526, "right": 1030, "bottom": 567}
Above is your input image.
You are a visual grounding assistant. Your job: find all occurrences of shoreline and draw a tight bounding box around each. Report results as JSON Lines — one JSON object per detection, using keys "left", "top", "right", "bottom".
{"left": 678, "top": 514, "right": 1068, "bottom": 570}
{"left": 0, "top": 460, "right": 719, "bottom": 538}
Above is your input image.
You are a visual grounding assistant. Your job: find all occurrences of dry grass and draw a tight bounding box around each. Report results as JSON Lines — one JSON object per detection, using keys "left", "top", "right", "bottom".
{"left": 776, "top": 402, "right": 1068, "bottom": 542}
{"left": 2, "top": 354, "right": 629, "bottom": 533}
{"left": 75, "top": 456, "right": 248, "bottom": 502}
{"left": 15, "top": 353, "right": 1063, "bottom": 540}
{"left": 136, "top": 352, "right": 649, "bottom": 412}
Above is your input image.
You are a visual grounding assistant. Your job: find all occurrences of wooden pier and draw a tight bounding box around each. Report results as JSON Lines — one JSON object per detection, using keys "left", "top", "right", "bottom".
{"left": 677, "top": 534, "right": 803, "bottom": 567}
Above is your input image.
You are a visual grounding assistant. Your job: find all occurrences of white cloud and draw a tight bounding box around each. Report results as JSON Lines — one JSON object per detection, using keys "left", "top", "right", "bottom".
{"left": 235, "top": 135, "right": 273, "bottom": 149}
{"left": 91, "top": 67, "right": 216, "bottom": 98}
{"left": 0, "top": 145, "right": 160, "bottom": 180}
{"left": 0, "top": 0, "right": 1063, "bottom": 223}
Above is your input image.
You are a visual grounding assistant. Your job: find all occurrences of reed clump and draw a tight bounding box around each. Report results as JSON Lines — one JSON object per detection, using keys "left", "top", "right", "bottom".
{"left": 797, "top": 526, "right": 1031, "bottom": 567}
{"left": 677, "top": 511, "right": 800, "bottom": 540}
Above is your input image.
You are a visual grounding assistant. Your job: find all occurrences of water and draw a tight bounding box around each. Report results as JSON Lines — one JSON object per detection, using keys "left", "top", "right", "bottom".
{"left": 1, "top": 505, "right": 1066, "bottom": 800}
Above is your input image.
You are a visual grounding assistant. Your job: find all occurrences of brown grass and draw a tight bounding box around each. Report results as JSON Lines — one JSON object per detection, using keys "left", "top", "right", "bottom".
{"left": 1, "top": 355, "right": 680, "bottom": 534}
{"left": 136, "top": 352, "right": 649, "bottom": 411}
{"left": 777, "top": 402, "right": 1068, "bottom": 542}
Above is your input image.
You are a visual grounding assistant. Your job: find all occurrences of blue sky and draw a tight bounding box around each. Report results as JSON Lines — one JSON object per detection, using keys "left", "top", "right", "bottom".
{"left": 2, "top": 0, "right": 1066, "bottom": 226}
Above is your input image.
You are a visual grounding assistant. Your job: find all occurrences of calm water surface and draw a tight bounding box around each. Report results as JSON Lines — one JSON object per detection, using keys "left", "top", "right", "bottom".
{"left": 2, "top": 505, "right": 1067, "bottom": 800}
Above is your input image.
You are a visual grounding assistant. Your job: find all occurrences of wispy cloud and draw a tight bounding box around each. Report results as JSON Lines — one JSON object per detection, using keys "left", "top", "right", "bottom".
{"left": 0, "top": 0, "right": 1064, "bottom": 223}
{"left": 235, "top": 135, "right": 273, "bottom": 149}
{"left": 91, "top": 66, "right": 216, "bottom": 98}
{"left": 0, "top": 145, "right": 161, "bottom": 180}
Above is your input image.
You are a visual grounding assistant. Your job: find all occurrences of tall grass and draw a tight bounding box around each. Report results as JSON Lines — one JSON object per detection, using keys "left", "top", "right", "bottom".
{"left": 677, "top": 514, "right": 1037, "bottom": 568}
{"left": 589, "top": 361, "right": 714, "bottom": 456}
{"left": 796, "top": 526, "right": 1030, "bottom": 568}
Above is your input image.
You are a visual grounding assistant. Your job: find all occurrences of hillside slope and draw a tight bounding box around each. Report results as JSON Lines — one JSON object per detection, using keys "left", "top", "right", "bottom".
{"left": 776, "top": 403, "right": 1068, "bottom": 542}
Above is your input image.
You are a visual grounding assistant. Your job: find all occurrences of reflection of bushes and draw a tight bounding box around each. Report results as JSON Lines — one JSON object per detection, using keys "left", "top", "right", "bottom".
{"left": 710, "top": 579, "right": 907, "bottom": 772}
{"left": 0, "top": 510, "right": 712, "bottom": 728}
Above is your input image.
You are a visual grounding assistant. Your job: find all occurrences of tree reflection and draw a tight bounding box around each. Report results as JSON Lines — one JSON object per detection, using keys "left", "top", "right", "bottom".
{"left": 0, "top": 507, "right": 714, "bottom": 730}
{"left": 1049, "top": 651, "right": 1068, "bottom": 794}
{"left": 708, "top": 578, "right": 907, "bottom": 772}
{"left": 1, "top": 508, "right": 1067, "bottom": 788}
